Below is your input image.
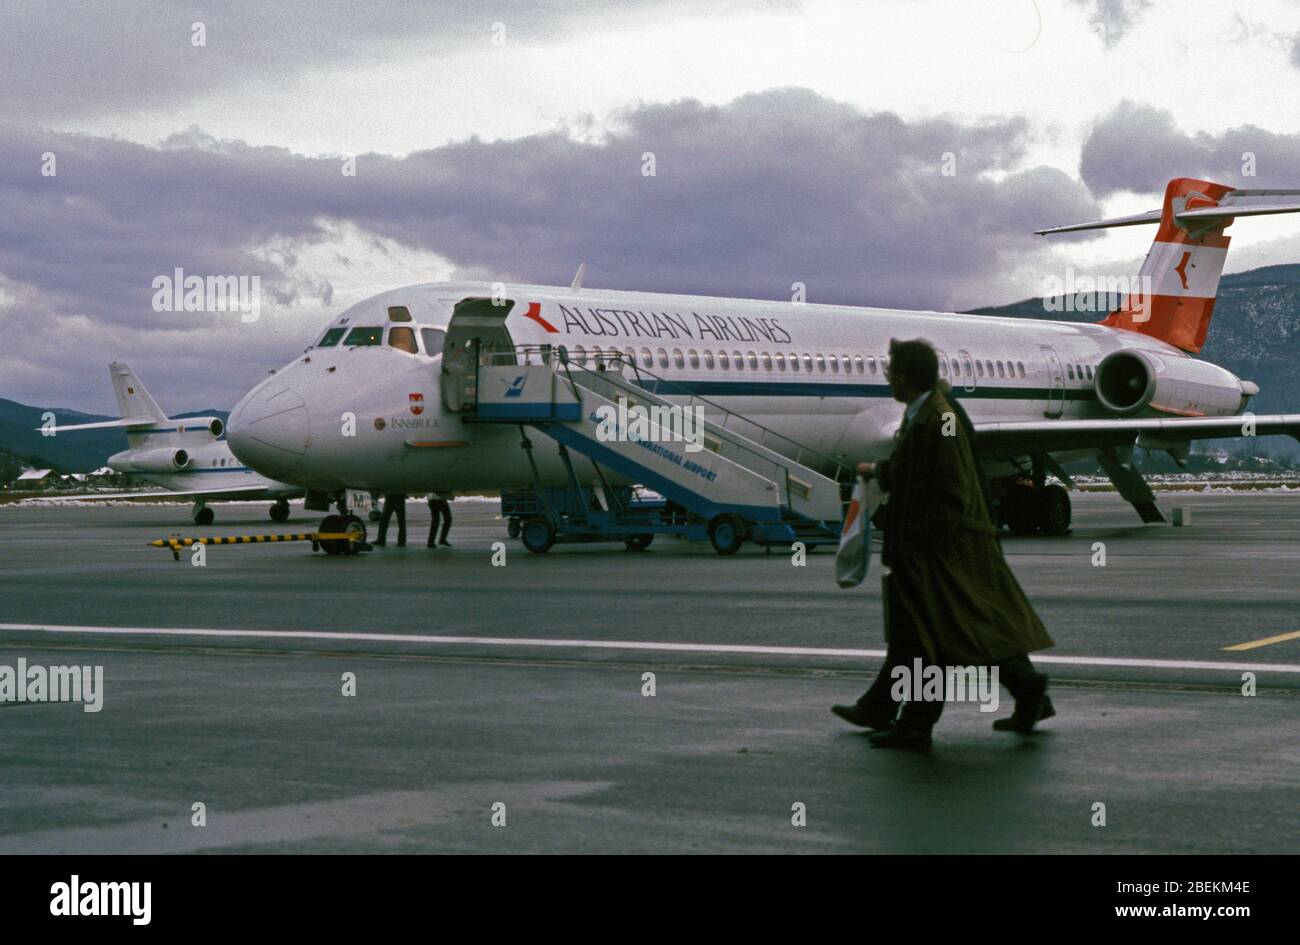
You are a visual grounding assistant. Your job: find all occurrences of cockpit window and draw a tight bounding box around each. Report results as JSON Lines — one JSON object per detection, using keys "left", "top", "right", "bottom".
{"left": 388, "top": 326, "right": 418, "bottom": 354}
{"left": 421, "top": 328, "right": 446, "bottom": 357}
{"left": 343, "top": 326, "right": 384, "bottom": 346}
{"left": 388, "top": 305, "right": 412, "bottom": 322}
{"left": 317, "top": 327, "right": 346, "bottom": 347}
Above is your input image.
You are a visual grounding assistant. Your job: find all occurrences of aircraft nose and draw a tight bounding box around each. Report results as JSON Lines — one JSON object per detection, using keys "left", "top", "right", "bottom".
{"left": 227, "top": 379, "right": 311, "bottom": 478}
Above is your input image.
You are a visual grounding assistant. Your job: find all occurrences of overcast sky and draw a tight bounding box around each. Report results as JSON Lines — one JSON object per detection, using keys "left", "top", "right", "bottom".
{"left": 4, "top": 0, "right": 1300, "bottom": 413}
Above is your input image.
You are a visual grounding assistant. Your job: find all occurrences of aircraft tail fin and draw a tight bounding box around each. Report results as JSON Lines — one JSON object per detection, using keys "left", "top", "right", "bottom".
{"left": 1037, "top": 178, "right": 1300, "bottom": 354}
{"left": 109, "top": 361, "right": 168, "bottom": 424}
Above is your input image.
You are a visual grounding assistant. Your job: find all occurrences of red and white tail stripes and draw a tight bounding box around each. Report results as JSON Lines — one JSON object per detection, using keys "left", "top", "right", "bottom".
{"left": 1100, "top": 178, "right": 1234, "bottom": 354}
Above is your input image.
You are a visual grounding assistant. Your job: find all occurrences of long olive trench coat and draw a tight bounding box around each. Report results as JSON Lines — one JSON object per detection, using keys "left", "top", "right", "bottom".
{"left": 876, "top": 389, "right": 1054, "bottom": 665}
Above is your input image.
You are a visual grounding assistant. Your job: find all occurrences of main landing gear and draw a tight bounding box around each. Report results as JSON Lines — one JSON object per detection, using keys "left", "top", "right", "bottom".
{"left": 993, "top": 454, "right": 1072, "bottom": 537}
{"left": 998, "top": 481, "right": 1072, "bottom": 536}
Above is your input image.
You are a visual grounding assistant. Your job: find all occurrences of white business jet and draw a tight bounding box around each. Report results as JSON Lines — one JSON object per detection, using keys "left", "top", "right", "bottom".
{"left": 226, "top": 177, "right": 1300, "bottom": 553}
{"left": 41, "top": 362, "right": 302, "bottom": 524}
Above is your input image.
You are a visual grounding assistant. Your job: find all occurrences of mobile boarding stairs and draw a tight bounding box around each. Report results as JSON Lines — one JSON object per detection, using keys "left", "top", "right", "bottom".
{"left": 463, "top": 345, "right": 850, "bottom": 554}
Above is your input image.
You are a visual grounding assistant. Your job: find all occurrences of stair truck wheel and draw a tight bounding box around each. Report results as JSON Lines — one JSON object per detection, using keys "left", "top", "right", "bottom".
{"left": 708, "top": 514, "right": 745, "bottom": 556}
{"left": 521, "top": 517, "right": 556, "bottom": 554}
{"left": 1035, "top": 484, "right": 1072, "bottom": 536}
{"left": 624, "top": 534, "right": 654, "bottom": 551}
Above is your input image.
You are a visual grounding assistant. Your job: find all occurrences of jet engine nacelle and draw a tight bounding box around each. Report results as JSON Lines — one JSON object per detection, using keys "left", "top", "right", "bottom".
{"left": 118, "top": 447, "right": 193, "bottom": 473}
{"left": 1094, "top": 349, "right": 1248, "bottom": 418}
{"left": 173, "top": 417, "right": 224, "bottom": 440}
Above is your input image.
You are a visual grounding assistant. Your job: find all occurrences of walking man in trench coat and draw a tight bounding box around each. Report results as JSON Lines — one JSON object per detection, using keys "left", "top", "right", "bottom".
{"left": 832, "top": 338, "right": 1056, "bottom": 750}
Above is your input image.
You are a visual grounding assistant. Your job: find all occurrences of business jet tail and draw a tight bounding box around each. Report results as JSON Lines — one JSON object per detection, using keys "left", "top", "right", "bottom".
{"left": 1037, "top": 177, "right": 1300, "bottom": 354}
{"left": 108, "top": 361, "right": 167, "bottom": 425}
{"left": 41, "top": 363, "right": 223, "bottom": 449}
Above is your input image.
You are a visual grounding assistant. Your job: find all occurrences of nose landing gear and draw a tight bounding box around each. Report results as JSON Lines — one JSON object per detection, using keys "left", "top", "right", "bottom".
{"left": 316, "top": 494, "right": 370, "bottom": 555}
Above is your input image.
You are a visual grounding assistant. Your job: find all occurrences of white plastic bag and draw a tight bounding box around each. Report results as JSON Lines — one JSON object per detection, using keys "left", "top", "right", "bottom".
{"left": 836, "top": 477, "right": 883, "bottom": 588}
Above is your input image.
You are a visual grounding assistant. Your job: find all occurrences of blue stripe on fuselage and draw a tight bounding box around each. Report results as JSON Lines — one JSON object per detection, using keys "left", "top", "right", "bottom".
{"left": 632, "top": 378, "right": 1095, "bottom": 401}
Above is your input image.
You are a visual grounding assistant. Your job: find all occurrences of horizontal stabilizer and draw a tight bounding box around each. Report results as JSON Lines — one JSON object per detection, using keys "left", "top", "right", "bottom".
{"left": 1036, "top": 188, "right": 1300, "bottom": 235}
{"left": 36, "top": 417, "right": 159, "bottom": 433}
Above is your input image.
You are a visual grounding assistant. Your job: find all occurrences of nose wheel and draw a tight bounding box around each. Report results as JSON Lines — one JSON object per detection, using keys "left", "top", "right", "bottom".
{"left": 318, "top": 513, "right": 368, "bottom": 555}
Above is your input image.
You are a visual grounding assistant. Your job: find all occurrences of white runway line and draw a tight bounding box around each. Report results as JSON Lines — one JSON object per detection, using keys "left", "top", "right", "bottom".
{"left": 1, "top": 623, "right": 1298, "bottom": 674}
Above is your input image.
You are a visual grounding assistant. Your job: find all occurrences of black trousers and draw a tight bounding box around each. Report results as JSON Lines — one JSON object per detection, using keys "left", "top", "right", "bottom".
{"left": 428, "top": 499, "right": 451, "bottom": 544}
{"left": 377, "top": 494, "right": 407, "bottom": 544}
{"left": 858, "top": 574, "right": 1045, "bottom": 732}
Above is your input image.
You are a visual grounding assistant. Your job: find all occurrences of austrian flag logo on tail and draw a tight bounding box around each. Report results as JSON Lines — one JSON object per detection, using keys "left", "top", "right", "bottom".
{"left": 409, "top": 392, "right": 424, "bottom": 415}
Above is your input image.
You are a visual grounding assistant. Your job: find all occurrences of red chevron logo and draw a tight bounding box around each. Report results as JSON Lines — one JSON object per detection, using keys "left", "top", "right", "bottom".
{"left": 522, "top": 301, "right": 559, "bottom": 333}
{"left": 1174, "top": 251, "right": 1192, "bottom": 290}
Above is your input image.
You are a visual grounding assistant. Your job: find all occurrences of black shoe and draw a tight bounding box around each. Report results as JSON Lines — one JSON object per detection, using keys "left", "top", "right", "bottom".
{"left": 438, "top": 540, "right": 451, "bottom": 546}
{"left": 372, "top": 539, "right": 386, "bottom": 547}
{"left": 993, "top": 689, "right": 1055, "bottom": 733}
{"left": 831, "top": 703, "right": 894, "bottom": 731}
{"left": 868, "top": 727, "right": 932, "bottom": 751}
{"left": 427, "top": 541, "right": 436, "bottom": 548}
{"left": 396, "top": 540, "right": 406, "bottom": 547}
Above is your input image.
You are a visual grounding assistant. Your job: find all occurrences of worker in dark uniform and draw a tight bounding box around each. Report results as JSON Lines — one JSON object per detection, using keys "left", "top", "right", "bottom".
{"left": 373, "top": 493, "right": 407, "bottom": 547}
{"left": 427, "top": 493, "right": 452, "bottom": 547}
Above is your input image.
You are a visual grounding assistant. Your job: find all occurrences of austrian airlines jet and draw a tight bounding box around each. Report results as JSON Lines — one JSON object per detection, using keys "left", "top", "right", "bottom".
{"left": 226, "top": 177, "right": 1300, "bottom": 548}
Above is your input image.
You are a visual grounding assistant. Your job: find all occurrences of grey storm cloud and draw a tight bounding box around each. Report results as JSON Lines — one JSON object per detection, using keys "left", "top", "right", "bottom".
{"left": 1080, "top": 101, "right": 1300, "bottom": 197}
{"left": 0, "top": 87, "right": 1096, "bottom": 411}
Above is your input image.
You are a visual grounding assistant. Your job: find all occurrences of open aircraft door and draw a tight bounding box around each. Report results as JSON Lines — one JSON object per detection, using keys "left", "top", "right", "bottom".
{"left": 441, "top": 297, "right": 517, "bottom": 412}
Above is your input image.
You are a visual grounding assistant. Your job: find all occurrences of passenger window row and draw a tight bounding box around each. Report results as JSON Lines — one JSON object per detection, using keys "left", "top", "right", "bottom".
{"left": 554, "top": 344, "right": 1038, "bottom": 382}
{"left": 945, "top": 357, "right": 1027, "bottom": 380}
{"left": 560, "top": 344, "right": 894, "bottom": 376}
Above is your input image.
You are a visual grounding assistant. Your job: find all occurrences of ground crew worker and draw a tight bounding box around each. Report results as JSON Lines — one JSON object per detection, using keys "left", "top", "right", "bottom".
{"left": 427, "top": 493, "right": 452, "bottom": 547}
{"left": 374, "top": 493, "right": 407, "bottom": 547}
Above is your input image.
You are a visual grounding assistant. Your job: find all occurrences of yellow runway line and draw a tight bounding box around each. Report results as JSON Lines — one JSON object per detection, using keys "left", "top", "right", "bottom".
{"left": 1223, "top": 630, "right": 1300, "bottom": 652}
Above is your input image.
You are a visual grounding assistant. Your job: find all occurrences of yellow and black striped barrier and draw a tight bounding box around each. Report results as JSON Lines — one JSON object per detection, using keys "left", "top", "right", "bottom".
{"left": 149, "top": 532, "right": 362, "bottom": 560}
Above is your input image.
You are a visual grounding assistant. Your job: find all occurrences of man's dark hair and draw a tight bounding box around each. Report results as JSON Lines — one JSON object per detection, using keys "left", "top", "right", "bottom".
{"left": 888, "top": 338, "right": 939, "bottom": 391}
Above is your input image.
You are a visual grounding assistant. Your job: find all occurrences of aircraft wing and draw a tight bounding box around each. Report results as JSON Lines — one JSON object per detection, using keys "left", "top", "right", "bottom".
{"left": 972, "top": 413, "right": 1300, "bottom": 455}
{"left": 22, "top": 486, "right": 299, "bottom": 503}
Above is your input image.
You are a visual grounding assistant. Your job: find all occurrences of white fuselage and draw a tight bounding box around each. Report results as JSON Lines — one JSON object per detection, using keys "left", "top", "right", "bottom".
{"left": 226, "top": 281, "right": 1248, "bottom": 494}
{"left": 108, "top": 420, "right": 299, "bottom": 498}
